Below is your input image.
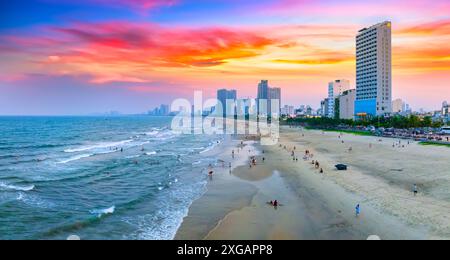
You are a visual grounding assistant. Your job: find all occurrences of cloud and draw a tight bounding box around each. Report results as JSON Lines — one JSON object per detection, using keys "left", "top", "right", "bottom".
{"left": 273, "top": 58, "right": 351, "bottom": 65}
{"left": 397, "top": 19, "right": 450, "bottom": 35}
{"left": 45, "top": 0, "right": 179, "bottom": 12}
{"left": 254, "top": 0, "right": 450, "bottom": 19}
{"left": 0, "top": 21, "right": 276, "bottom": 83}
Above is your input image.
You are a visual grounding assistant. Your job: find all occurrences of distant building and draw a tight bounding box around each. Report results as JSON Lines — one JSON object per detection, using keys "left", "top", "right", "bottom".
{"left": 281, "top": 105, "right": 295, "bottom": 116}
{"left": 306, "top": 106, "right": 313, "bottom": 116}
{"left": 268, "top": 87, "right": 281, "bottom": 116}
{"left": 355, "top": 21, "right": 392, "bottom": 117}
{"left": 392, "top": 99, "right": 405, "bottom": 114}
{"left": 339, "top": 89, "right": 356, "bottom": 120}
{"left": 217, "top": 89, "right": 237, "bottom": 116}
{"left": 160, "top": 104, "right": 169, "bottom": 116}
{"left": 257, "top": 80, "right": 281, "bottom": 116}
{"left": 443, "top": 101, "right": 449, "bottom": 116}
{"left": 236, "top": 98, "right": 255, "bottom": 116}
{"left": 257, "top": 80, "right": 269, "bottom": 101}
{"left": 443, "top": 101, "right": 449, "bottom": 123}
{"left": 148, "top": 104, "right": 170, "bottom": 116}
{"left": 320, "top": 98, "right": 329, "bottom": 117}
{"left": 328, "top": 79, "right": 351, "bottom": 118}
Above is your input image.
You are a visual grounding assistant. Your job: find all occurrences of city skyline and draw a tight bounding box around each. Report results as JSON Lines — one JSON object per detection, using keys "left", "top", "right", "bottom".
{"left": 1, "top": 0, "right": 450, "bottom": 115}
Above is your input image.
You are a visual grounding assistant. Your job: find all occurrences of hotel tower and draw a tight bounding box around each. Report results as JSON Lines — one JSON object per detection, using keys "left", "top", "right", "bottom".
{"left": 355, "top": 21, "right": 392, "bottom": 117}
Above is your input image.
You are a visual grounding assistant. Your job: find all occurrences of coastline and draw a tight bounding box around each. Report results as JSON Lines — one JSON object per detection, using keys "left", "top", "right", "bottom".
{"left": 175, "top": 127, "right": 450, "bottom": 240}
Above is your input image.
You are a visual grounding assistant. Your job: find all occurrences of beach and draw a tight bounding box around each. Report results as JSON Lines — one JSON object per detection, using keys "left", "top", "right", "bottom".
{"left": 176, "top": 126, "right": 450, "bottom": 240}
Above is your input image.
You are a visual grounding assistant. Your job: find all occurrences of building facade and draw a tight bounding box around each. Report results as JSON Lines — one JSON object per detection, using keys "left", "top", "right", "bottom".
{"left": 281, "top": 105, "right": 295, "bottom": 116}
{"left": 149, "top": 104, "right": 170, "bottom": 116}
{"left": 320, "top": 98, "right": 329, "bottom": 117}
{"left": 268, "top": 87, "right": 281, "bottom": 116}
{"left": 355, "top": 21, "right": 392, "bottom": 118}
{"left": 257, "top": 80, "right": 281, "bottom": 116}
{"left": 339, "top": 89, "right": 356, "bottom": 120}
{"left": 328, "top": 79, "right": 351, "bottom": 118}
{"left": 443, "top": 101, "right": 449, "bottom": 123}
{"left": 217, "top": 89, "right": 237, "bottom": 116}
{"left": 392, "top": 98, "right": 405, "bottom": 114}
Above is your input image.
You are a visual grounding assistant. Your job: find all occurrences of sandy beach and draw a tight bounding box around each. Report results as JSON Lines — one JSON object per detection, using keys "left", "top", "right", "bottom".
{"left": 175, "top": 127, "right": 450, "bottom": 240}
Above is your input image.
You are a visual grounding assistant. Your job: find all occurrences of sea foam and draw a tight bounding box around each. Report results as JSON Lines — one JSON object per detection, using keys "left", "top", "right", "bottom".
{"left": 90, "top": 206, "right": 115, "bottom": 218}
{"left": 0, "top": 182, "right": 35, "bottom": 192}
{"left": 64, "top": 140, "right": 132, "bottom": 153}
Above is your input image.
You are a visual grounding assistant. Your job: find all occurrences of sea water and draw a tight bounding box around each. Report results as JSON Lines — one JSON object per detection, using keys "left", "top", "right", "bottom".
{"left": 0, "top": 116, "right": 223, "bottom": 240}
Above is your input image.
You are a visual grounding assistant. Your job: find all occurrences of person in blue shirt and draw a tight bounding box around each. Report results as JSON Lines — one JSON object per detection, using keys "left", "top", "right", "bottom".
{"left": 355, "top": 204, "right": 361, "bottom": 217}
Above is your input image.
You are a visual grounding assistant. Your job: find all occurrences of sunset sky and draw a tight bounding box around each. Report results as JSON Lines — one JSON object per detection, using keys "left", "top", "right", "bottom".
{"left": 1, "top": 0, "right": 449, "bottom": 115}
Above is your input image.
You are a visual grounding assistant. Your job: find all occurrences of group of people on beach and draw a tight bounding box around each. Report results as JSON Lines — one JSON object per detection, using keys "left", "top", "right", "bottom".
{"left": 268, "top": 200, "right": 279, "bottom": 208}
{"left": 109, "top": 147, "right": 124, "bottom": 152}
{"left": 249, "top": 156, "right": 257, "bottom": 168}
{"left": 393, "top": 140, "right": 410, "bottom": 148}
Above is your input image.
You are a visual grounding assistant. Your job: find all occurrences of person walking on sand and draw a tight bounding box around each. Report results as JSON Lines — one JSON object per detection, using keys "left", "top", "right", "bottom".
{"left": 355, "top": 204, "right": 361, "bottom": 217}
{"left": 413, "top": 184, "right": 418, "bottom": 196}
{"left": 232, "top": 150, "right": 235, "bottom": 159}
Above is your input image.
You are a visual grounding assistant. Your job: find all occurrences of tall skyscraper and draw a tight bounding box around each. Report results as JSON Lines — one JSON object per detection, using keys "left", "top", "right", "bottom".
{"left": 355, "top": 21, "right": 392, "bottom": 118}
{"left": 257, "top": 80, "right": 281, "bottom": 116}
{"left": 257, "top": 80, "right": 269, "bottom": 100}
{"left": 217, "top": 89, "right": 237, "bottom": 116}
{"left": 328, "top": 79, "right": 351, "bottom": 118}
{"left": 268, "top": 87, "right": 281, "bottom": 116}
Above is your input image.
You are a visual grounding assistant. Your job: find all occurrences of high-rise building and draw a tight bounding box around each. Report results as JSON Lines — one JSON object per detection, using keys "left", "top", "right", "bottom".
{"left": 392, "top": 99, "right": 405, "bottom": 114}
{"left": 328, "top": 79, "right": 351, "bottom": 118}
{"left": 148, "top": 104, "right": 170, "bottom": 116}
{"left": 320, "top": 98, "right": 329, "bottom": 117}
{"left": 257, "top": 80, "right": 281, "bottom": 116}
{"left": 217, "top": 89, "right": 237, "bottom": 116}
{"left": 281, "top": 105, "right": 295, "bottom": 116}
{"left": 339, "top": 89, "right": 356, "bottom": 120}
{"left": 159, "top": 104, "right": 169, "bottom": 116}
{"left": 355, "top": 21, "right": 392, "bottom": 118}
{"left": 443, "top": 101, "right": 449, "bottom": 117}
{"left": 257, "top": 80, "right": 269, "bottom": 100}
{"left": 268, "top": 87, "right": 281, "bottom": 116}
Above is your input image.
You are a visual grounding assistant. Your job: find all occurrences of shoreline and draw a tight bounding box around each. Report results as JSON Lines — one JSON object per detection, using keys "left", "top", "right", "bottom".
{"left": 175, "top": 127, "right": 450, "bottom": 240}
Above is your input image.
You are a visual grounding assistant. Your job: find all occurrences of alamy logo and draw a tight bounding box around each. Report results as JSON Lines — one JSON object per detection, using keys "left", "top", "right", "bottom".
{"left": 170, "top": 91, "right": 280, "bottom": 145}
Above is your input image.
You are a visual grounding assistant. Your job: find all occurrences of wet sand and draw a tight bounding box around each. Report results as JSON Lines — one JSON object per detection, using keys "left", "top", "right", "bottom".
{"left": 175, "top": 127, "right": 450, "bottom": 240}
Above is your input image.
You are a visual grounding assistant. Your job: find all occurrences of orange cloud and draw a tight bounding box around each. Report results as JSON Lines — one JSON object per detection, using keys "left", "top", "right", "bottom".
{"left": 397, "top": 19, "right": 450, "bottom": 35}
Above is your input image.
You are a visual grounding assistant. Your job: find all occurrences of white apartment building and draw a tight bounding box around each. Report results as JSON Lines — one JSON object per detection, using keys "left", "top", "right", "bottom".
{"left": 328, "top": 79, "right": 351, "bottom": 118}
{"left": 355, "top": 21, "right": 392, "bottom": 117}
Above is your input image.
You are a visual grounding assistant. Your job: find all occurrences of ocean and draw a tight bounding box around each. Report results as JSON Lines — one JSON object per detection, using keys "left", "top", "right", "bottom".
{"left": 0, "top": 116, "right": 223, "bottom": 240}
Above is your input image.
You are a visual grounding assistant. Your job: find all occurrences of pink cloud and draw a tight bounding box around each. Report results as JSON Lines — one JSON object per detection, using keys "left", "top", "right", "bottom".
{"left": 256, "top": 0, "right": 450, "bottom": 19}
{"left": 46, "top": 0, "right": 179, "bottom": 12}
{"left": 94, "top": 0, "right": 178, "bottom": 11}
{"left": 3, "top": 21, "right": 275, "bottom": 67}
